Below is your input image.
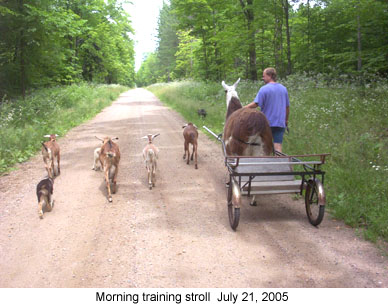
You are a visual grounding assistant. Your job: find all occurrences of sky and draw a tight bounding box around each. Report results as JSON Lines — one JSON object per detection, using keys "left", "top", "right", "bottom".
{"left": 123, "top": 0, "right": 166, "bottom": 71}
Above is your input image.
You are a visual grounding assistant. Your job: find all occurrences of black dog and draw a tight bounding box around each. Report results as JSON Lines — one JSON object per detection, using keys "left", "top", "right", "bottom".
{"left": 36, "top": 177, "right": 54, "bottom": 219}
{"left": 197, "top": 108, "right": 207, "bottom": 118}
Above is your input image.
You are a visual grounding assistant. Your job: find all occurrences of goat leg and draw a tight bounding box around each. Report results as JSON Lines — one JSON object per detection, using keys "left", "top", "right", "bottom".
{"left": 148, "top": 167, "right": 152, "bottom": 189}
{"left": 194, "top": 143, "right": 198, "bottom": 169}
{"left": 183, "top": 142, "right": 187, "bottom": 160}
{"left": 112, "top": 166, "right": 118, "bottom": 194}
{"left": 152, "top": 163, "right": 156, "bottom": 187}
{"left": 105, "top": 169, "right": 112, "bottom": 202}
{"left": 57, "top": 152, "right": 60, "bottom": 175}
{"left": 38, "top": 197, "right": 44, "bottom": 219}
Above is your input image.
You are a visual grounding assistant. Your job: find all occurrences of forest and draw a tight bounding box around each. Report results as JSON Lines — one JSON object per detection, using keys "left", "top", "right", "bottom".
{"left": 137, "top": 0, "right": 388, "bottom": 85}
{"left": 0, "top": 0, "right": 135, "bottom": 99}
{"left": 0, "top": 1, "right": 387, "bottom": 242}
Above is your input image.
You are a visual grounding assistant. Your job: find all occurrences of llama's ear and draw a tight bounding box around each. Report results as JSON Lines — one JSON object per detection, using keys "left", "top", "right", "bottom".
{"left": 233, "top": 78, "right": 240, "bottom": 88}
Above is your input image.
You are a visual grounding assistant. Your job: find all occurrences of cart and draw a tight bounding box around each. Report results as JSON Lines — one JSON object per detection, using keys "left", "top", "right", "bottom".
{"left": 203, "top": 126, "right": 330, "bottom": 230}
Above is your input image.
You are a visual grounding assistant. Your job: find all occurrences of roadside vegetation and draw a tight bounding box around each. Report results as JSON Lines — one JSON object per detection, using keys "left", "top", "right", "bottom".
{"left": 0, "top": 83, "right": 129, "bottom": 174}
{"left": 148, "top": 75, "right": 388, "bottom": 244}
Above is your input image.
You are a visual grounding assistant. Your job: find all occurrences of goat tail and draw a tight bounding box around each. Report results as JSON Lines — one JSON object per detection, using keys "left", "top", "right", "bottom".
{"left": 146, "top": 149, "right": 155, "bottom": 161}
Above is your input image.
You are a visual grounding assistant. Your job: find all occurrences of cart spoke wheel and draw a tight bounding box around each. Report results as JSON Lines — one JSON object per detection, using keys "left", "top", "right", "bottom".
{"left": 227, "top": 179, "right": 240, "bottom": 230}
{"left": 305, "top": 178, "right": 325, "bottom": 226}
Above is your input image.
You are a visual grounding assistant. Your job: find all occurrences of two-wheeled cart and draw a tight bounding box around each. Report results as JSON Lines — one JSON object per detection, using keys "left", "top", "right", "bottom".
{"left": 203, "top": 126, "right": 330, "bottom": 230}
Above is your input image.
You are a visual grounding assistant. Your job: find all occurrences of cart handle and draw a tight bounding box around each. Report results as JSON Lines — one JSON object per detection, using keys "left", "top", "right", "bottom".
{"left": 203, "top": 126, "right": 222, "bottom": 141}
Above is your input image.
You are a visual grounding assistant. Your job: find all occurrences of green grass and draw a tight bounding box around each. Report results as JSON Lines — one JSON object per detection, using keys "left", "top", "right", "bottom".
{"left": 0, "top": 83, "right": 129, "bottom": 174}
{"left": 148, "top": 76, "right": 388, "bottom": 244}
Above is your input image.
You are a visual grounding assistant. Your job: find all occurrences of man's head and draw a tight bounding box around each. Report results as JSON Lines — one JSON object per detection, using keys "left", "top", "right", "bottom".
{"left": 263, "top": 68, "right": 277, "bottom": 83}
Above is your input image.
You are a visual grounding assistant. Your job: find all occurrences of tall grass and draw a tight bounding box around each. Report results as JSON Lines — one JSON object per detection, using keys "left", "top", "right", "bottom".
{"left": 148, "top": 76, "right": 388, "bottom": 244}
{"left": 0, "top": 83, "right": 129, "bottom": 174}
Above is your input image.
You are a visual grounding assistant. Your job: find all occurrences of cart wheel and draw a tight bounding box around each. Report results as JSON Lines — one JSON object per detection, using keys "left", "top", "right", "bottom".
{"left": 305, "top": 178, "right": 325, "bottom": 226}
{"left": 227, "top": 179, "right": 240, "bottom": 231}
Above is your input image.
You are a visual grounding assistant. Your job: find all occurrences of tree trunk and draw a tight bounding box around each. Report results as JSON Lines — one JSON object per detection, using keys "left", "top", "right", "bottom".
{"left": 240, "top": 0, "right": 257, "bottom": 80}
{"left": 356, "top": 1, "right": 362, "bottom": 71}
{"left": 18, "top": 0, "right": 26, "bottom": 98}
{"left": 273, "top": 0, "right": 282, "bottom": 74}
{"left": 283, "top": 0, "right": 292, "bottom": 76}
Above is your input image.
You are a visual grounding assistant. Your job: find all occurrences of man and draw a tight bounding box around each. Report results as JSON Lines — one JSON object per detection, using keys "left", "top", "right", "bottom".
{"left": 244, "top": 67, "right": 290, "bottom": 153}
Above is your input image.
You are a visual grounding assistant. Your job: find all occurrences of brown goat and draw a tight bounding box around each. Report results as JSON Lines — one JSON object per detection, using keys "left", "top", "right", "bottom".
{"left": 222, "top": 79, "right": 273, "bottom": 156}
{"left": 182, "top": 123, "right": 199, "bottom": 169}
{"left": 142, "top": 133, "right": 160, "bottom": 189}
{"left": 96, "top": 136, "right": 120, "bottom": 202}
{"left": 41, "top": 134, "right": 60, "bottom": 179}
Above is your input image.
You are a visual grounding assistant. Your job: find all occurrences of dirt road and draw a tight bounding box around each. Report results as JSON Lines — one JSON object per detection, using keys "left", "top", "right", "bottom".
{"left": 0, "top": 88, "right": 387, "bottom": 288}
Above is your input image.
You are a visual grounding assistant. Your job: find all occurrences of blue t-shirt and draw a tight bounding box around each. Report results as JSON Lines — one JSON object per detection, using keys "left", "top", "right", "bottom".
{"left": 254, "top": 83, "right": 290, "bottom": 128}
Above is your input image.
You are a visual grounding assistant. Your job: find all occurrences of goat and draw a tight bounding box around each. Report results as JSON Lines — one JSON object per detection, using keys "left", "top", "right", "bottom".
{"left": 95, "top": 136, "right": 120, "bottom": 202}
{"left": 36, "top": 177, "right": 54, "bottom": 219}
{"left": 41, "top": 134, "right": 60, "bottom": 179}
{"left": 222, "top": 79, "right": 273, "bottom": 156}
{"left": 142, "top": 134, "right": 160, "bottom": 190}
{"left": 92, "top": 147, "right": 101, "bottom": 171}
{"left": 182, "top": 123, "right": 199, "bottom": 169}
{"left": 197, "top": 108, "right": 207, "bottom": 118}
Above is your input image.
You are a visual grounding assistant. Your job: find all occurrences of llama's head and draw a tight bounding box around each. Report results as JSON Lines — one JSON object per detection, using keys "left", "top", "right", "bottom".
{"left": 221, "top": 78, "right": 240, "bottom": 109}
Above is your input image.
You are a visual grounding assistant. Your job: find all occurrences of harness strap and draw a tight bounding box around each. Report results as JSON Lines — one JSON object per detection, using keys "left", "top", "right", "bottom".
{"left": 234, "top": 137, "right": 261, "bottom": 146}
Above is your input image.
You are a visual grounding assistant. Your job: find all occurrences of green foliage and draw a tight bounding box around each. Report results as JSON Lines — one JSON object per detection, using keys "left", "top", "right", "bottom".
{"left": 0, "top": 83, "right": 128, "bottom": 173}
{"left": 148, "top": 77, "right": 388, "bottom": 243}
{"left": 137, "top": 0, "right": 388, "bottom": 86}
{"left": 0, "top": 0, "right": 135, "bottom": 98}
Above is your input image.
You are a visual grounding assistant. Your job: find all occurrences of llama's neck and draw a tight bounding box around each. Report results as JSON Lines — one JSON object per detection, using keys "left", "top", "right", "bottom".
{"left": 226, "top": 96, "right": 242, "bottom": 120}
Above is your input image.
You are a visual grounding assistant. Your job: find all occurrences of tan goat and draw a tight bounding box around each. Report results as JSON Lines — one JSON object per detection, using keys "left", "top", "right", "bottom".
{"left": 142, "top": 134, "right": 160, "bottom": 190}
{"left": 41, "top": 134, "right": 60, "bottom": 179}
{"left": 96, "top": 136, "right": 120, "bottom": 202}
{"left": 182, "top": 123, "right": 198, "bottom": 169}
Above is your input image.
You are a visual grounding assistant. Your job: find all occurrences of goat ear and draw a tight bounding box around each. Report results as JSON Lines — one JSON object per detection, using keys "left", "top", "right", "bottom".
{"left": 95, "top": 136, "right": 104, "bottom": 142}
{"left": 221, "top": 81, "right": 228, "bottom": 90}
{"left": 141, "top": 136, "right": 148, "bottom": 139}
{"left": 43, "top": 135, "right": 51, "bottom": 138}
{"left": 193, "top": 124, "right": 198, "bottom": 129}
{"left": 112, "top": 137, "right": 119, "bottom": 141}
{"left": 152, "top": 133, "right": 160, "bottom": 140}
{"left": 182, "top": 124, "right": 187, "bottom": 129}
{"left": 233, "top": 78, "right": 241, "bottom": 88}
{"left": 55, "top": 134, "right": 59, "bottom": 137}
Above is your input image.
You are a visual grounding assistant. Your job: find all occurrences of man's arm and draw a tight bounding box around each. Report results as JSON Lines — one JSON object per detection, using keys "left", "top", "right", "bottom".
{"left": 244, "top": 102, "right": 258, "bottom": 109}
{"left": 286, "top": 106, "right": 289, "bottom": 126}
